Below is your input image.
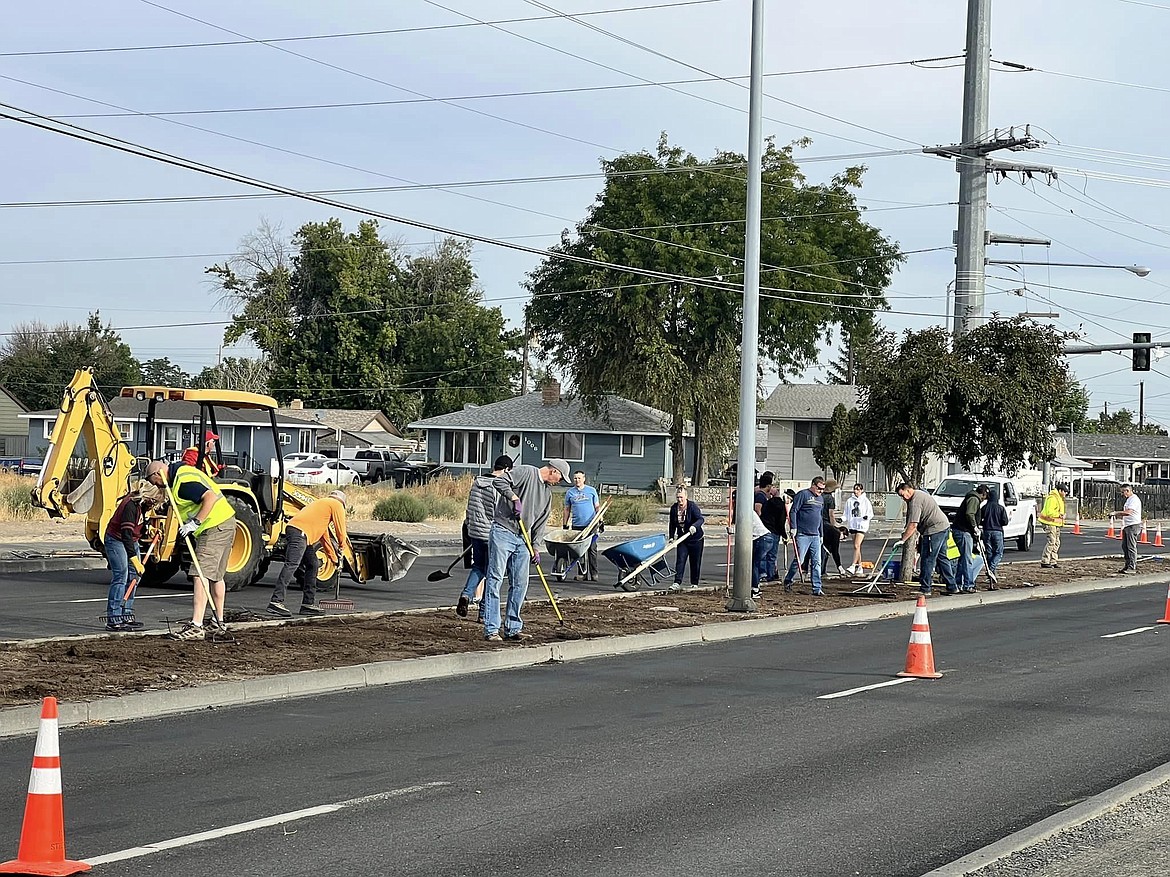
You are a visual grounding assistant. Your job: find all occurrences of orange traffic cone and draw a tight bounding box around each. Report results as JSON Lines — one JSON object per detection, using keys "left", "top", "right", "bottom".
{"left": 1141, "top": 522, "right": 1150, "bottom": 544}
{"left": 0, "top": 698, "right": 90, "bottom": 876}
{"left": 1106, "top": 521, "right": 1116, "bottom": 539}
{"left": 1072, "top": 513, "right": 1082, "bottom": 536}
{"left": 897, "top": 594, "right": 943, "bottom": 679}
{"left": 1156, "top": 524, "right": 1164, "bottom": 548}
{"left": 1157, "top": 584, "right": 1170, "bottom": 624}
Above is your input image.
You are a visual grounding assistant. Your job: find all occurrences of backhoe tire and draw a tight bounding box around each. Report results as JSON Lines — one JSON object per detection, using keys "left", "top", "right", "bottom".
{"left": 223, "top": 495, "right": 264, "bottom": 592}
{"left": 140, "top": 560, "right": 181, "bottom": 586}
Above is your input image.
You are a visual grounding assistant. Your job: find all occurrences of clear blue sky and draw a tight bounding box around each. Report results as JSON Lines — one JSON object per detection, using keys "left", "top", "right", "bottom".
{"left": 2, "top": 1, "right": 1168, "bottom": 420}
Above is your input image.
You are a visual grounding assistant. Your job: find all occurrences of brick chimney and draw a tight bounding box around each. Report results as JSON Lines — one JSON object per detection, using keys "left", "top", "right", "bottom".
{"left": 541, "top": 380, "right": 561, "bottom": 406}
{"left": 290, "top": 398, "right": 304, "bottom": 410}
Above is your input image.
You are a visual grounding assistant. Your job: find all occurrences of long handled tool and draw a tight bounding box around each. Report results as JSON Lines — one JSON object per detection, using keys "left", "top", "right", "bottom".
{"left": 517, "top": 518, "right": 565, "bottom": 627}
{"left": 427, "top": 545, "right": 473, "bottom": 582}
{"left": 123, "top": 527, "right": 162, "bottom": 606}
{"left": 559, "top": 498, "right": 611, "bottom": 579}
{"left": 159, "top": 469, "right": 227, "bottom": 635}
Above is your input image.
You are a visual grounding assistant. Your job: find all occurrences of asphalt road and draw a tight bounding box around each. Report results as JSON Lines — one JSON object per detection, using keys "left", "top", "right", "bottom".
{"left": 3, "top": 585, "right": 1169, "bottom": 876}
{"left": 0, "top": 524, "right": 1154, "bottom": 642}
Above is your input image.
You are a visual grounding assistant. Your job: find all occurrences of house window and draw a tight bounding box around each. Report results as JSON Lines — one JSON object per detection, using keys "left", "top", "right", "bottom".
{"left": 442, "top": 430, "right": 488, "bottom": 465}
{"left": 298, "top": 430, "right": 312, "bottom": 453}
{"left": 43, "top": 418, "right": 56, "bottom": 439}
{"left": 793, "top": 422, "right": 825, "bottom": 449}
{"left": 278, "top": 433, "right": 292, "bottom": 446}
{"left": 161, "top": 425, "right": 181, "bottom": 454}
{"left": 544, "top": 432, "right": 584, "bottom": 461}
{"left": 116, "top": 422, "right": 134, "bottom": 443}
{"left": 619, "top": 435, "right": 644, "bottom": 458}
{"left": 217, "top": 426, "right": 235, "bottom": 453}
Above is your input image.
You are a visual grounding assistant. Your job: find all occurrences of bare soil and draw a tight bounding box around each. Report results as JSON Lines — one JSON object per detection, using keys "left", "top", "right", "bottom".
{"left": 0, "top": 557, "right": 1145, "bottom": 709}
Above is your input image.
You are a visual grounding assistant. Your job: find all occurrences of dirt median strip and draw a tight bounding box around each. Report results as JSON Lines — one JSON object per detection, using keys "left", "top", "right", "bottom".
{"left": 1, "top": 561, "right": 1166, "bottom": 738}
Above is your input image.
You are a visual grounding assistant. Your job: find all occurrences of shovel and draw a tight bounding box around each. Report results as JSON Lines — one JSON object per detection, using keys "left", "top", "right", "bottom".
{"left": 427, "top": 545, "right": 473, "bottom": 582}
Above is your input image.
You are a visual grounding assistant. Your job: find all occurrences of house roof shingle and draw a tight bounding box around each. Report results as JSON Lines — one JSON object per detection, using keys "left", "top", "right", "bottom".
{"left": 276, "top": 407, "right": 400, "bottom": 435}
{"left": 408, "top": 392, "right": 689, "bottom": 435}
{"left": 758, "top": 384, "right": 861, "bottom": 421}
{"left": 1059, "top": 432, "right": 1170, "bottom": 462}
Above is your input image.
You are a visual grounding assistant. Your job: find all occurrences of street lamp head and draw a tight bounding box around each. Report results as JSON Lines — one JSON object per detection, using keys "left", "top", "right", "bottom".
{"left": 1126, "top": 265, "right": 1151, "bottom": 277}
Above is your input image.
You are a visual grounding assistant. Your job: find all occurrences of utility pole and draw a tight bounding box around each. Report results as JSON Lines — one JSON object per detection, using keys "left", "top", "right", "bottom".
{"left": 728, "top": 0, "right": 764, "bottom": 613}
{"left": 924, "top": 0, "right": 1044, "bottom": 335}
{"left": 1140, "top": 381, "right": 1145, "bottom": 430}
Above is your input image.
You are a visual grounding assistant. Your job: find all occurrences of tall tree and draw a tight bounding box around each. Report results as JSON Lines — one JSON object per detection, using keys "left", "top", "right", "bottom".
{"left": 209, "top": 220, "right": 521, "bottom": 423}
{"left": 190, "top": 357, "right": 272, "bottom": 394}
{"left": 1087, "top": 408, "right": 1168, "bottom": 436}
{"left": 139, "top": 357, "right": 190, "bottom": 388}
{"left": 824, "top": 314, "right": 890, "bottom": 386}
{"left": 814, "top": 403, "right": 863, "bottom": 479}
{"left": 0, "top": 312, "right": 140, "bottom": 410}
{"left": 524, "top": 135, "right": 902, "bottom": 482}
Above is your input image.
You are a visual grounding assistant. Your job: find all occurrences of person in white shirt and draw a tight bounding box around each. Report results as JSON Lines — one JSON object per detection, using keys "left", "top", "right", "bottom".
{"left": 1109, "top": 483, "right": 1142, "bottom": 574}
{"left": 843, "top": 483, "right": 874, "bottom": 576}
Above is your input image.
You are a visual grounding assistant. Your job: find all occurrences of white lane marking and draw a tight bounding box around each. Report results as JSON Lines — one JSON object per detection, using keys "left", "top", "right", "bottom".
{"left": 818, "top": 677, "right": 918, "bottom": 699}
{"left": 46, "top": 595, "right": 185, "bottom": 604}
{"left": 83, "top": 781, "right": 450, "bottom": 865}
{"left": 1101, "top": 626, "right": 1157, "bottom": 638}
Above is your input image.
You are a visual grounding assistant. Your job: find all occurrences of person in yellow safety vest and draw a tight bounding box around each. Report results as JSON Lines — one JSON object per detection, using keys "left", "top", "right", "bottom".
{"left": 145, "top": 459, "right": 237, "bottom": 641}
{"left": 266, "top": 490, "right": 352, "bottom": 619}
{"left": 181, "top": 430, "right": 223, "bottom": 477}
{"left": 1038, "top": 483, "right": 1068, "bottom": 569}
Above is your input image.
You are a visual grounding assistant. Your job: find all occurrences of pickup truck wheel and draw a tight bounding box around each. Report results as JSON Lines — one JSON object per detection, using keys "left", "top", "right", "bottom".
{"left": 224, "top": 496, "right": 264, "bottom": 591}
{"left": 370, "top": 470, "right": 383, "bottom": 484}
{"left": 1016, "top": 518, "right": 1034, "bottom": 552}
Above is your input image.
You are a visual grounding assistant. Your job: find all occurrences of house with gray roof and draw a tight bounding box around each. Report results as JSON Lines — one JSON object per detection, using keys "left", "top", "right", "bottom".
{"left": 22, "top": 397, "right": 324, "bottom": 471}
{"left": 407, "top": 383, "right": 696, "bottom": 493}
{"left": 1057, "top": 432, "right": 1170, "bottom": 483}
{"left": 277, "top": 401, "right": 411, "bottom": 452}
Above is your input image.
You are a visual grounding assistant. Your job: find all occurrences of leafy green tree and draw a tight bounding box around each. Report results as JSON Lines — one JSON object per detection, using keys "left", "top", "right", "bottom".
{"left": 139, "top": 357, "right": 190, "bottom": 388}
{"left": 525, "top": 135, "right": 902, "bottom": 482}
{"left": 1088, "top": 408, "right": 1167, "bottom": 436}
{"left": 0, "top": 312, "right": 140, "bottom": 410}
{"left": 1050, "top": 381, "right": 1092, "bottom": 434}
{"left": 814, "top": 403, "right": 863, "bottom": 479}
{"left": 847, "top": 319, "right": 1075, "bottom": 485}
{"left": 824, "top": 315, "right": 891, "bottom": 386}
{"left": 190, "top": 357, "right": 272, "bottom": 394}
{"left": 209, "top": 220, "right": 520, "bottom": 423}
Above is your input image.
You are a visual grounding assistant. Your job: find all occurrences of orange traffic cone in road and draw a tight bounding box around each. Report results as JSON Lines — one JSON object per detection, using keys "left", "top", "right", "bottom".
{"left": 1157, "top": 584, "right": 1170, "bottom": 625}
{"left": 1106, "top": 521, "right": 1116, "bottom": 539}
{"left": 1141, "top": 522, "right": 1150, "bottom": 544}
{"left": 1156, "top": 524, "right": 1164, "bottom": 548}
{"left": 1072, "top": 513, "right": 1082, "bottom": 536}
{"left": 897, "top": 594, "right": 943, "bottom": 679}
{"left": 0, "top": 698, "right": 90, "bottom": 876}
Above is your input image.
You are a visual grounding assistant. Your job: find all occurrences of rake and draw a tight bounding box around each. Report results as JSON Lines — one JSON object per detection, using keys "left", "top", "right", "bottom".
{"left": 319, "top": 542, "right": 356, "bottom": 611}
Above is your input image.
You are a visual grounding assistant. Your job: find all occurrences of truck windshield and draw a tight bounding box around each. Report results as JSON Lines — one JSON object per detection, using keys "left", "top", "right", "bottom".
{"left": 935, "top": 480, "right": 1001, "bottom": 503}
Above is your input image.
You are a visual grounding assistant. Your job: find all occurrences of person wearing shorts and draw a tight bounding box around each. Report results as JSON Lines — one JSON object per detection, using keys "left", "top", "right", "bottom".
{"left": 146, "top": 460, "right": 237, "bottom": 641}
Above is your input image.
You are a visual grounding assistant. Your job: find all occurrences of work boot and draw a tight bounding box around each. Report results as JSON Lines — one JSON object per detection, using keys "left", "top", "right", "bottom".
{"left": 300, "top": 603, "right": 324, "bottom": 616}
{"left": 267, "top": 601, "right": 292, "bottom": 618}
{"left": 456, "top": 595, "right": 470, "bottom": 617}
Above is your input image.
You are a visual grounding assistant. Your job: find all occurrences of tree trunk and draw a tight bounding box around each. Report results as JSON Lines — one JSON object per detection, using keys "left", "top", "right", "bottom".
{"left": 691, "top": 406, "right": 708, "bottom": 486}
{"left": 670, "top": 409, "right": 686, "bottom": 485}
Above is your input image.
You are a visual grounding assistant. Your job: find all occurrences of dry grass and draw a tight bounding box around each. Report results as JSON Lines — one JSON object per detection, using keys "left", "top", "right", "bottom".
{"left": 294, "top": 474, "right": 479, "bottom": 522}
{"left": 0, "top": 472, "right": 46, "bottom": 523}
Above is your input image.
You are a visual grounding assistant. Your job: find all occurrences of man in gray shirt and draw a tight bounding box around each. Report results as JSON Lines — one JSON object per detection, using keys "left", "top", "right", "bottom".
{"left": 483, "top": 457, "right": 570, "bottom": 641}
{"left": 897, "top": 482, "right": 956, "bottom": 596}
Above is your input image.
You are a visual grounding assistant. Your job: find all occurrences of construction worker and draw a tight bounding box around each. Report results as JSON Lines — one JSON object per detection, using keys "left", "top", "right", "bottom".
{"left": 103, "top": 480, "right": 161, "bottom": 631}
{"left": 146, "top": 459, "right": 237, "bottom": 641}
{"left": 267, "top": 490, "right": 351, "bottom": 618}
{"left": 181, "top": 430, "right": 222, "bottom": 477}
{"left": 1038, "top": 483, "right": 1068, "bottom": 569}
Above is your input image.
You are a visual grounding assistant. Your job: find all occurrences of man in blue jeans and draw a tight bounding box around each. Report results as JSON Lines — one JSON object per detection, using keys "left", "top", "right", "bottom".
{"left": 483, "top": 458, "right": 570, "bottom": 642}
{"left": 782, "top": 476, "right": 827, "bottom": 596}
{"left": 457, "top": 455, "right": 513, "bottom": 619}
{"left": 896, "top": 482, "right": 955, "bottom": 595}
{"left": 103, "top": 482, "right": 160, "bottom": 631}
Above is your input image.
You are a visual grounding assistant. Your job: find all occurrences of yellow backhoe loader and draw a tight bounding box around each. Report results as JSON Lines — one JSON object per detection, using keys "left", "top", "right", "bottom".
{"left": 33, "top": 368, "right": 418, "bottom": 591}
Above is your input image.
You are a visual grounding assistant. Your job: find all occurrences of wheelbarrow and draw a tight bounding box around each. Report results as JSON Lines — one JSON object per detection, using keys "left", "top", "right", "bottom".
{"left": 545, "top": 529, "right": 595, "bottom": 581}
{"left": 603, "top": 533, "right": 685, "bottom": 592}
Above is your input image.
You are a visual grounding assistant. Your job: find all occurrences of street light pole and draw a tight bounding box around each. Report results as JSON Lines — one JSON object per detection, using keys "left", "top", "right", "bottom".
{"left": 729, "top": 0, "right": 764, "bottom": 613}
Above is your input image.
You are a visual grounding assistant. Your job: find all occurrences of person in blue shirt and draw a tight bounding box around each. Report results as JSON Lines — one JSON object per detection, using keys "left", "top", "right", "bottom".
{"left": 782, "top": 476, "right": 826, "bottom": 596}
{"left": 563, "top": 471, "right": 601, "bottom": 581}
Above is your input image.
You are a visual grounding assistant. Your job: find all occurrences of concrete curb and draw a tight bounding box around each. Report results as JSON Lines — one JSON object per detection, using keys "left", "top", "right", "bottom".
{"left": 923, "top": 760, "right": 1170, "bottom": 876}
{"left": 0, "top": 557, "right": 108, "bottom": 574}
{"left": 2, "top": 568, "right": 1167, "bottom": 738}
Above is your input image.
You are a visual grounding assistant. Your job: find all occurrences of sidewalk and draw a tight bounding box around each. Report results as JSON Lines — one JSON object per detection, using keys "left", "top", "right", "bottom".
{"left": 928, "top": 762, "right": 1170, "bottom": 876}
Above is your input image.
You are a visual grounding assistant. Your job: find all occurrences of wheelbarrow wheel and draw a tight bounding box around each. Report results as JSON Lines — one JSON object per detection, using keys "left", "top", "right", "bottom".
{"left": 619, "top": 574, "right": 641, "bottom": 593}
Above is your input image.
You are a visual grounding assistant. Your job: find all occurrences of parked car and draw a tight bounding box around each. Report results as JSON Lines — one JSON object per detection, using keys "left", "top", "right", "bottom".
{"left": 931, "top": 475, "right": 1038, "bottom": 551}
{"left": 0, "top": 457, "right": 42, "bottom": 477}
{"left": 344, "top": 448, "right": 404, "bottom": 484}
{"left": 285, "top": 459, "right": 361, "bottom": 487}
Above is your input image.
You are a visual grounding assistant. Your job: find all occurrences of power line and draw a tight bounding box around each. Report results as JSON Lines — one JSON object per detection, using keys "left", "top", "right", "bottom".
{"left": 0, "top": 1, "right": 725, "bottom": 56}
{"left": 519, "top": 0, "right": 926, "bottom": 149}
{"left": 19, "top": 60, "right": 964, "bottom": 121}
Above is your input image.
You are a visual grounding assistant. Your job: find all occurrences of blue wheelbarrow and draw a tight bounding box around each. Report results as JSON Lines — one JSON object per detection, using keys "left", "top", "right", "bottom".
{"left": 603, "top": 533, "right": 680, "bottom": 592}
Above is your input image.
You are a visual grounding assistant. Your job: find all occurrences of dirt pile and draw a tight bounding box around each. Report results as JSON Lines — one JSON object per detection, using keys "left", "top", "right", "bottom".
{"left": 0, "top": 557, "right": 1147, "bottom": 708}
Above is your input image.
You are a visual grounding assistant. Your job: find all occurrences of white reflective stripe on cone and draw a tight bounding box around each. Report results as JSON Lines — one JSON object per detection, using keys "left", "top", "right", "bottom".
{"left": 909, "top": 630, "right": 933, "bottom": 645}
{"left": 28, "top": 767, "right": 62, "bottom": 795}
{"left": 33, "top": 719, "right": 59, "bottom": 757}
{"left": 912, "top": 606, "right": 929, "bottom": 625}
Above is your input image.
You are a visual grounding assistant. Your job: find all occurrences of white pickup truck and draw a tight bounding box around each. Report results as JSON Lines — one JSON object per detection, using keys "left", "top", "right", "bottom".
{"left": 931, "top": 475, "right": 1038, "bottom": 551}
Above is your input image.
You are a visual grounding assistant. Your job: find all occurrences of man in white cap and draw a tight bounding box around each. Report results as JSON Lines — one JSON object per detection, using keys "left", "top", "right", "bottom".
{"left": 267, "top": 490, "right": 351, "bottom": 618}
{"left": 482, "top": 458, "right": 569, "bottom": 642}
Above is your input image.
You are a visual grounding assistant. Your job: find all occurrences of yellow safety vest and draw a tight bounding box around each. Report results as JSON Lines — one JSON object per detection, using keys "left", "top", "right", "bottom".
{"left": 172, "top": 465, "right": 235, "bottom": 535}
{"left": 1038, "top": 490, "right": 1065, "bottom": 527}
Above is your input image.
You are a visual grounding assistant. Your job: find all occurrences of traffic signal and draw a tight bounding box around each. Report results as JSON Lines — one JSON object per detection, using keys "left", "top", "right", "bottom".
{"left": 1133, "top": 332, "right": 1152, "bottom": 371}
